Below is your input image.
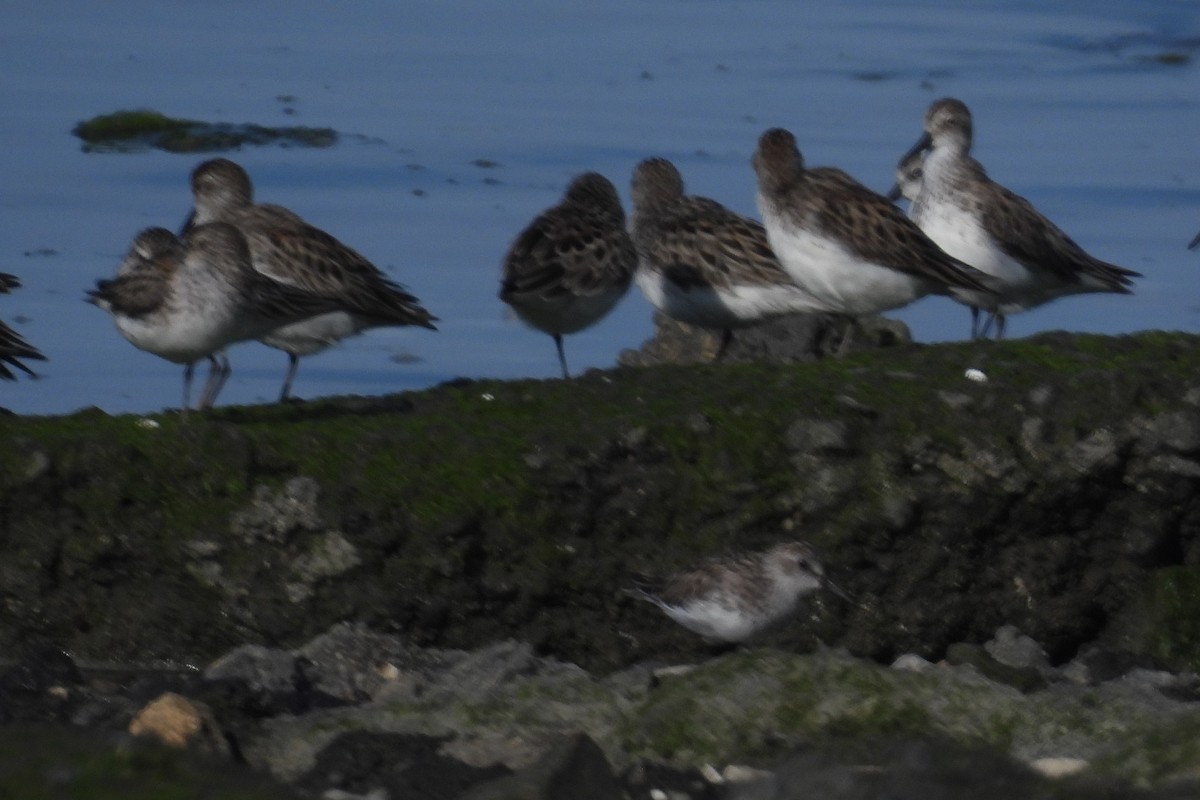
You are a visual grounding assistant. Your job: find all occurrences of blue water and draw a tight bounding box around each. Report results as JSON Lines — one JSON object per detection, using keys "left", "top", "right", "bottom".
{"left": 2, "top": 0, "right": 1198, "bottom": 415}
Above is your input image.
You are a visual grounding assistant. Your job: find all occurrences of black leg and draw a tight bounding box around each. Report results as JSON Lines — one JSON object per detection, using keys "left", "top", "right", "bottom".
{"left": 714, "top": 329, "right": 735, "bottom": 362}
{"left": 553, "top": 334, "right": 569, "bottom": 379}
{"left": 279, "top": 353, "right": 301, "bottom": 401}
{"left": 181, "top": 361, "right": 195, "bottom": 418}
{"left": 199, "top": 352, "right": 231, "bottom": 410}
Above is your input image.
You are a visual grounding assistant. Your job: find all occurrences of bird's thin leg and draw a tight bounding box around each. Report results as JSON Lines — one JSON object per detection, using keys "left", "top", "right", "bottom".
{"left": 834, "top": 316, "right": 857, "bottom": 357}
{"left": 181, "top": 362, "right": 195, "bottom": 419}
{"left": 994, "top": 313, "right": 1007, "bottom": 341}
{"left": 199, "top": 352, "right": 231, "bottom": 410}
{"left": 978, "top": 311, "right": 995, "bottom": 340}
{"left": 714, "top": 329, "right": 734, "bottom": 362}
{"left": 278, "top": 353, "right": 301, "bottom": 401}
{"left": 553, "top": 334, "right": 570, "bottom": 379}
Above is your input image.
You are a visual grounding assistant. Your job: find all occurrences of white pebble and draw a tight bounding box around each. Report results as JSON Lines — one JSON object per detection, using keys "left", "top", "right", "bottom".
{"left": 1028, "top": 757, "right": 1089, "bottom": 778}
{"left": 964, "top": 368, "right": 987, "bottom": 383}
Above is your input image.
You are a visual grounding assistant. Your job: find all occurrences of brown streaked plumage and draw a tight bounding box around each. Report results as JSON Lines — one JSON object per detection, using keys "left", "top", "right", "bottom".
{"left": 898, "top": 98, "right": 1141, "bottom": 339}
{"left": 185, "top": 158, "right": 437, "bottom": 401}
{"left": 630, "top": 157, "right": 827, "bottom": 359}
{"left": 499, "top": 172, "right": 635, "bottom": 378}
{"left": 0, "top": 273, "right": 45, "bottom": 380}
{"left": 89, "top": 224, "right": 341, "bottom": 413}
{"left": 753, "top": 127, "right": 993, "bottom": 327}
{"left": 626, "top": 540, "right": 845, "bottom": 642}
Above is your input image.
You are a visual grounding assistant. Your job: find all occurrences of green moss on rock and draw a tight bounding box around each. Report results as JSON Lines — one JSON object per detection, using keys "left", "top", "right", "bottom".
{"left": 1143, "top": 567, "right": 1200, "bottom": 672}
{"left": 72, "top": 108, "right": 337, "bottom": 153}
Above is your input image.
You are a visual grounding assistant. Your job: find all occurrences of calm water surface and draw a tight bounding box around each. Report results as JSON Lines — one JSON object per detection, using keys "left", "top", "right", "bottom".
{"left": 2, "top": 0, "right": 1199, "bottom": 415}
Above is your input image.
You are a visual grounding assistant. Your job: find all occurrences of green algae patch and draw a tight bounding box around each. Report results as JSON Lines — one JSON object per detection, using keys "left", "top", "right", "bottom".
{"left": 0, "top": 724, "right": 296, "bottom": 799}
{"left": 3, "top": 332, "right": 1200, "bottom": 670}
{"left": 73, "top": 108, "right": 337, "bottom": 153}
{"left": 618, "top": 649, "right": 1200, "bottom": 783}
{"left": 1141, "top": 566, "right": 1200, "bottom": 673}
{"left": 620, "top": 651, "right": 949, "bottom": 765}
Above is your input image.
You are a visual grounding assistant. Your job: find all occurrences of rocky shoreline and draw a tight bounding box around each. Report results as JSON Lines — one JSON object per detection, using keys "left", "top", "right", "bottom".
{"left": 4, "top": 328, "right": 1200, "bottom": 796}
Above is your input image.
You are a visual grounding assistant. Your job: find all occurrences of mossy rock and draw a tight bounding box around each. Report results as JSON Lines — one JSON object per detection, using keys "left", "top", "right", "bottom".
{"left": 72, "top": 108, "right": 337, "bottom": 153}
{"left": 1140, "top": 566, "right": 1200, "bottom": 672}
{"left": 2, "top": 332, "right": 1200, "bottom": 673}
{"left": 0, "top": 725, "right": 298, "bottom": 799}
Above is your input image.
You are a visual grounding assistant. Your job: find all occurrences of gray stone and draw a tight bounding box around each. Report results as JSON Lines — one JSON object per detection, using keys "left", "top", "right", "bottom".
{"left": 204, "top": 644, "right": 299, "bottom": 693}
{"left": 458, "top": 733, "right": 621, "bottom": 800}
{"left": 784, "top": 419, "right": 852, "bottom": 455}
{"left": 984, "top": 626, "right": 1050, "bottom": 670}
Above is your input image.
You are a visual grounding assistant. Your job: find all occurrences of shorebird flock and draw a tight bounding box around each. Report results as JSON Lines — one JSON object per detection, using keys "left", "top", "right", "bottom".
{"left": 0, "top": 96, "right": 1172, "bottom": 642}
{"left": 506, "top": 97, "right": 1143, "bottom": 375}
{"left": 0, "top": 97, "right": 1155, "bottom": 426}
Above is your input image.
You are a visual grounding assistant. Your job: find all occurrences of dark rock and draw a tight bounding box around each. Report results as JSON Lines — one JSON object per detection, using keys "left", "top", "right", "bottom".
{"left": 0, "top": 724, "right": 298, "bottom": 798}
{"left": 298, "top": 731, "right": 509, "bottom": 800}
{"left": 617, "top": 311, "right": 909, "bottom": 367}
{"left": 785, "top": 419, "right": 853, "bottom": 455}
{"left": 623, "top": 761, "right": 721, "bottom": 800}
{"left": 459, "top": 732, "right": 622, "bottom": 800}
{"left": 944, "top": 643, "right": 1046, "bottom": 693}
{"left": 0, "top": 644, "right": 82, "bottom": 723}
{"left": 4, "top": 332, "right": 1200, "bottom": 677}
{"left": 731, "top": 736, "right": 1195, "bottom": 800}
{"left": 71, "top": 108, "right": 338, "bottom": 153}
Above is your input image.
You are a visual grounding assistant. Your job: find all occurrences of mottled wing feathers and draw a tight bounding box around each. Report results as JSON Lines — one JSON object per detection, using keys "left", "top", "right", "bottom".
{"left": 974, "top": 178, "right": 1141, "bottom": 288}
{"left": 640, "top": 196, "right": 789, "bottom": 290}
{"left": 243, "top": 271, "right": 351, "bottom": 325}
{"left": 500, "top": 203, "right": 635, "bottom": 301}
{"left": 87, "top": 270, "right": 172, "bottom": 319}
{"left": 650, "top": 553, "right": 766, "bottom": 612}
{"left": 0, "top": 271, "right": 38, "bottom": 378}
{"left": 802, "top": 167, "right": 991, "bottom": 292}
{"left": 0, "top": 320, "right": 44, "bottom": 379}
{"left": 237, "top": 211, "right": 437, "bottom": 329}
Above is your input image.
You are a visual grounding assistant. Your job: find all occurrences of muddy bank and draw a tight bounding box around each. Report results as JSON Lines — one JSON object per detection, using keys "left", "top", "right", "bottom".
{"left": 4, "top": 330, "right": 1200, "bottom": 795}
{"left": 4, "top": 331, "right": 1200, "bottom": 674}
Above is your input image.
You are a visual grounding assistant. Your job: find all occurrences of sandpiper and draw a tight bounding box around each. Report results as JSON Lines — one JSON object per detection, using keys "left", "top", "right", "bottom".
{"left": 895, "top": 98, "right": 1140, "bottom": 339}
{"left": 887, "top": 151, "right": 988, "bottom": 338}
{"left": 184, "top": 158, "right": 437, "bottom": 401}
{"left": 499, "top": 172, "right": 636, "bottom": 378}
{"left": 630, "top": 157, "right": 827, "bottom": 359}
{"left": 0, "top": 274, "right": 45, "bottom": 380}
{"left": 752, "top": 127, "right": 993, "bottom": 349}
{"left": 626, "top": 540, "right": 845, "bottom": 643}
{"left": 887, "top": 150, "right": 925, "bottom": 214}
{"left": 89, "top": 224, "right": 338, "bottom": 412}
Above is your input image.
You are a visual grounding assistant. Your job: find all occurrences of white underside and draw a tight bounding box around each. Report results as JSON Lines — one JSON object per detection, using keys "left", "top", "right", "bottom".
{"left": 916, "top": 152, "right": 1113, "bottom": 315}
{"left": 635, "top": 266, "right": 825, "bottom": 330}
{"left": 260, "top": 311, "right": 369, "bottom": 356}
{"left": 116, "top": 307, "right": 237, "bottom": 364}
{"left": 657, "top": 597, "right": 774, "bottom": 642}
{"left": 652, "top": 586, "right": 800, "bottom": 642}
{"left": 759, "top": 200, "right": 930, "bottom": 316}
{"left": 506, "top": 285, "right": 627, "bottom": 336}
{"left": 914, "top": 202, "right": 1040, "bottom": 313}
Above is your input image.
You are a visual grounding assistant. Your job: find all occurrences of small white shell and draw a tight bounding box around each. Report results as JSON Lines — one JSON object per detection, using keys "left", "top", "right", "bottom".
{"left": 964, "top": 368, "right": 988, "bottom": 383}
